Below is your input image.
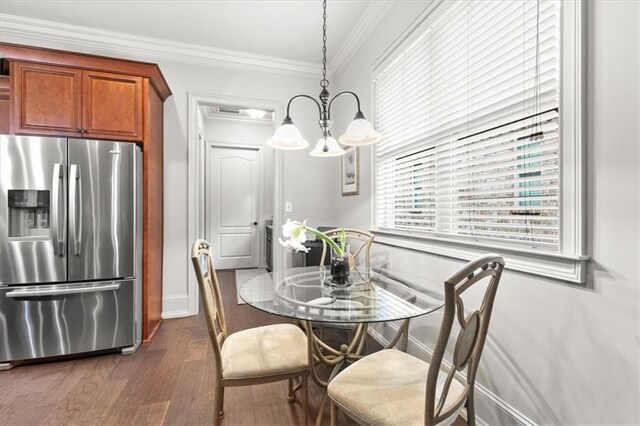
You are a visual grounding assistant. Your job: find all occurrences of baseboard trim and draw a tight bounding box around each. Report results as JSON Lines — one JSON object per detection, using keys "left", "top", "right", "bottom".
{"left": 162, "top": 294, "right": 191, "bottom": 319}
{"left": 162, "top": 310, "right": 190, "bottom": 319}
{"left": 367, "top": 323, "right": 536, "bottom": 426}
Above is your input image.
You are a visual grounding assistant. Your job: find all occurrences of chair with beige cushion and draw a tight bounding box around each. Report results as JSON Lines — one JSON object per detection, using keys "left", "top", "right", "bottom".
{"left": 327, "top": 254, "right": 505, "bottom": 426}
{"left": 190, "top": 239, "right": 309, "bottom": 426}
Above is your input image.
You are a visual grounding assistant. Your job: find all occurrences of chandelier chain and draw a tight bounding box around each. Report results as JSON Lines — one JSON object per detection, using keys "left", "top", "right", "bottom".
{"left": 320, "top": 0, "right": 329, "bottom": 89}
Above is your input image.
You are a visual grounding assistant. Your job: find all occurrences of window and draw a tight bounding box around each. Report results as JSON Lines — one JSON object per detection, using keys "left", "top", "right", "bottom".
{"left": 373, "top": 0, "right": 587, "bottom": 282}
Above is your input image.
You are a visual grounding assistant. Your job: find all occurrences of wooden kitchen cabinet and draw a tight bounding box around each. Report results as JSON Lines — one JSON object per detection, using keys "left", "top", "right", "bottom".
{"left": 1, "top": 42, "right": 171, "bottom": 342}
{"left": 11, "top": 62, "right": 82, "bottom": 136}
{"left": 82, "top": 71, "right": 142, "bottom": 141}
{"left": 0, "top": 76, "right": 10, "bottom": 134}
{"left": 11, "top": 63, "right": 143, "bottom": 141}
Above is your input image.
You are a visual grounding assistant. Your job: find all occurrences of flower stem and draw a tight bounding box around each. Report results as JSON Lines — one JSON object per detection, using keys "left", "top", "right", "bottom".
{"left": 305, "top": 227, "right": 344, "bottom": 257}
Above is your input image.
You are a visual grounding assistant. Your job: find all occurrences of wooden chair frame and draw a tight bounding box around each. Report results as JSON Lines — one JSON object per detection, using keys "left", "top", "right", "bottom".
{"left": 190, "top": 239, "right": 309, "bottom": 426}
{"left": 319, "top": 228, "right": 375, "bottom": 272}
{"left": 426, "top": 254, "right": 504, "bottom": 425}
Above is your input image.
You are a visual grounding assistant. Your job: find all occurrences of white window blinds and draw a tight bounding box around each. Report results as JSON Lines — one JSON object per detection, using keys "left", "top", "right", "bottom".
{"left": 374, "top": 0, "right": 561, "bottom": 249}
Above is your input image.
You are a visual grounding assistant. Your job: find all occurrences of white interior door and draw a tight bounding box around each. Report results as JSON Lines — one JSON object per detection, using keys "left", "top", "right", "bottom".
{"left": 206, "top": 145, "right": 260, "bottom": 269}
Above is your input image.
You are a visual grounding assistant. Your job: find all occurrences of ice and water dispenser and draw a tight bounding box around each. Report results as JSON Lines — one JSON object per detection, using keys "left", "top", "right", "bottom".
{"left": 7, "top": 189, "right": 50, "bottom": 237}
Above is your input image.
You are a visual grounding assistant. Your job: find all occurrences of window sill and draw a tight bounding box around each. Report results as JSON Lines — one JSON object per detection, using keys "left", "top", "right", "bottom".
{"left": 371, "top": 229, "right": 590, "bottom": 284}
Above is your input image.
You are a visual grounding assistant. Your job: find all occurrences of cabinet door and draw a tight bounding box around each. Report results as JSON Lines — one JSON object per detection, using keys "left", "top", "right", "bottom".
{"left": 82, "top": 71, "right": 143, "bottom": 141}
{"left": 12, "top": 62, "right": 83, "bottom": 136}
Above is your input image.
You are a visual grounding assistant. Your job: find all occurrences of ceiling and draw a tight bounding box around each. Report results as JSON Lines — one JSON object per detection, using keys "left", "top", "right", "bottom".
{"left": 0, "top": 0, "right": 372, "bottom": 65}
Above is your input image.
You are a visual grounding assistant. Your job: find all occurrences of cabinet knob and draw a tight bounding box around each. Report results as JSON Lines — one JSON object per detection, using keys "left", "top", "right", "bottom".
{"left": 75, "top": 128, "right": 82, "bottom": 133}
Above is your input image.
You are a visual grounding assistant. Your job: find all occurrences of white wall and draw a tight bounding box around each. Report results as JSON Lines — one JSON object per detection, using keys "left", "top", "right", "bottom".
{"left": 0, "top": 32, "right": 339, "bottom": 317}
{"left": 332, "top": 1, "right": 640, "bottom": 425}
{"left": 153, "top": 61, "right": 340, "bottom": 314}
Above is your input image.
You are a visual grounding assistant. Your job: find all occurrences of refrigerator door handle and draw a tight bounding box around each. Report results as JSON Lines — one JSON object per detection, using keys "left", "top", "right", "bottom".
{"left": 51, "top": 163, "right": 65, "bottom": 256}
{"left": 6, "top": 283, "right": 121, "bottom": 298}
{"left": 69, "top": 164, "right": 83, "bottom": 256}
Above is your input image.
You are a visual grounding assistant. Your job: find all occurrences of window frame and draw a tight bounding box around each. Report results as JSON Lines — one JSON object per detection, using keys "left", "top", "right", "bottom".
{"left": 370, "top": 0, "right": 588, "bottom": 283}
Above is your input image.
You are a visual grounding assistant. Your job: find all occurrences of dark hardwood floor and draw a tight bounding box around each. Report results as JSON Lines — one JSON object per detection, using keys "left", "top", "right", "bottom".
{"left": 0, "top": 269, "right": 466, "bottom": 426}
{"left": 0, "top": 270, "right": 356, "bottom": 425}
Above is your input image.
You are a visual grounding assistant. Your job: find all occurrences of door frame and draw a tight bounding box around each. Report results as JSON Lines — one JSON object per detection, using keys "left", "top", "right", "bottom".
{"left": 187, "top": 92, "right": 284, "bottom": 316}
{"left": 205, "top": 142, "right": 262, "bottom": 270}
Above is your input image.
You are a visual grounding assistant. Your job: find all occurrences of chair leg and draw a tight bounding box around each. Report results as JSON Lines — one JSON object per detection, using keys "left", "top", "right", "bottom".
{"left": 302, "top": 374, "right": 309, "bottom": 426}
{"left": 288, "top": 378, "right": 296, "bottom": 402}
{"left": 213, "top": 384, "right": 225, "bottom": 425}
{"left": 466, "top": 390, "right": 476, "bottom": 426}
{"left": 330, "top": 400, "right": 337, "bottom": 426}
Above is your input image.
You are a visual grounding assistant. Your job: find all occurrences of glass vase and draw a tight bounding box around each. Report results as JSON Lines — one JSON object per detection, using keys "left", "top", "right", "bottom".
{"left": 330, "top": 251, "right": 350, "bottom": 285}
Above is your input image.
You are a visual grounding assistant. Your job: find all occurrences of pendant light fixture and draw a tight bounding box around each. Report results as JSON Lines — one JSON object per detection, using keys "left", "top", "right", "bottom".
{"left": 266, "top": 0, "right": 382, "bottom": 156}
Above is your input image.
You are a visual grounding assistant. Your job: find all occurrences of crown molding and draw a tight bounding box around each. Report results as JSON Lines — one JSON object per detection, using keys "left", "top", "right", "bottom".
{"left": 0, "top": 13, "right": 324, "bottom": 79}
{"left": 328, "top": 0, "right": 395, "bottom": 77}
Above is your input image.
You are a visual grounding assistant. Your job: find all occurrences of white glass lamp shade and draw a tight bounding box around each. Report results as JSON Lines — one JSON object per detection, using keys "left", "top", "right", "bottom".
{"left": 339, "top": 118, "right": 382, "bottom": 146}
{"left": 266, "top": 123, "right": 309, "bottom": 150}
{"left": 310, "top": 135, "right": 346, "bottom": 157}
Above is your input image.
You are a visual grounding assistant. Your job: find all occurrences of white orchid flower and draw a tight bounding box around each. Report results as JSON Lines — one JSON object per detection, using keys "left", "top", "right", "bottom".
{"left": 282, "top": 219, "right": 307, "bottom": 240}
{"left": 279, "top": 237, "right": 310, "bottom": 253}
{"left": 279, "top": 219, "right": 310, "bottom": 252}
{"left": 279, "top": 219, "right": 345, "bottom": 257}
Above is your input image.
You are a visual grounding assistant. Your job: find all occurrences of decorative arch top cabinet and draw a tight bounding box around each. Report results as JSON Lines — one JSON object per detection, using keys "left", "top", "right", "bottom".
{"left": 0, "top": 42, "right": 172, "bottom": 342}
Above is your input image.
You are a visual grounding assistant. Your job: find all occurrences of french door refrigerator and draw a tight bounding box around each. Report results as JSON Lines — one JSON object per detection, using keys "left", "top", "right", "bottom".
{"left": 0, "top": 135, "right": 142, "bottom": 367}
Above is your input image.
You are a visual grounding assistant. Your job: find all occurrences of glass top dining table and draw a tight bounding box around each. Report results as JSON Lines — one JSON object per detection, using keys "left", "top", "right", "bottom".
{"left": 239, "top": 266, "right": 445, "bottom": 324}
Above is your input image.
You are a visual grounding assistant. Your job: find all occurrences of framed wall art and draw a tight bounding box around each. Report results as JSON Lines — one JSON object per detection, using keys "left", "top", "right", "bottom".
{"left": 341, "top": 146, "right": 359, "bottom": 196}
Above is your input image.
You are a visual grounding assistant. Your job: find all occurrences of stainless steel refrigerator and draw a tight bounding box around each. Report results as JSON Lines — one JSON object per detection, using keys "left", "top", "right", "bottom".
{"left": 0, "top": 135, "right": 142, "bottom": 368}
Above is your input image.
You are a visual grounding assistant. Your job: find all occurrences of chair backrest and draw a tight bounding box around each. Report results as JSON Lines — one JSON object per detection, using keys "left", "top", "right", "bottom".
{"left": 190, "top": 239, "right": 228, "bottom": 376}
{"left": 425, "top": 254, "right": 505, "bottom": 425}
{"left": 319, "top": 228, "right": 375, "bottom": 272}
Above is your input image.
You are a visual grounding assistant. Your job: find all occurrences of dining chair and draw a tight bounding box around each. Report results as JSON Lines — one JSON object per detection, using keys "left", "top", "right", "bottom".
{"left": 319, "top": 228, "right": 375, "bottom": 273}
{"left": 327, "top": 254, "right": 505, "bottom": 426}
{"left": 190, "top": 239, "right": 309, "bottom": 426}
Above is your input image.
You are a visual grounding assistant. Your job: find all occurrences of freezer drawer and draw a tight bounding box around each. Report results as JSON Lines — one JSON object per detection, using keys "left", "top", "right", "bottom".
{"left": 0, "top": 280, "right": 137, "bottom": 363}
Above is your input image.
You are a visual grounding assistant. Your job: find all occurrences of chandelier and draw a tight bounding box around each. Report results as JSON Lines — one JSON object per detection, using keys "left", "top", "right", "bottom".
{"left": 266, "top": 0, "right": 382, "bottom": 157}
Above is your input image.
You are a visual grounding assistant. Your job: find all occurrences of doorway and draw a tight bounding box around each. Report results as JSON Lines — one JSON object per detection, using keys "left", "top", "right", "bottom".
{"left": 188, "top": 93, "right": 284, "bottom": 316}
{"left": 206, "top": 145, "right": 260, "bottom": 269}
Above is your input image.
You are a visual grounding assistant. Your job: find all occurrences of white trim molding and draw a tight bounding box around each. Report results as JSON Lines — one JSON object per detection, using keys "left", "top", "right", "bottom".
{"left": 559, "top": 0, "right": 587, "bottom": 265}
{"left": 0, "top": 13, "right": 322, "bottom": 78}
{"left": 373, "top": 229, "right": 589, "bottom": 284}
{"left": 188, "top": 92, "right": 283, "bottom": 316}
{"left": 329, "top": 0, "right": 395, "bottom": 77}
{"left": 0, "top": 3, "right": 396, "bottom": 79}
{"left": 368, "top": 322, "right": 537, "bottom": 426}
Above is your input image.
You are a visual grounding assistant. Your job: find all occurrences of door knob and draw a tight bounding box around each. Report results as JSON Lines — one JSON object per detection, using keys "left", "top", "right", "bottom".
{"left": 253, "top": 221, "right": 258, "bottom": 226}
